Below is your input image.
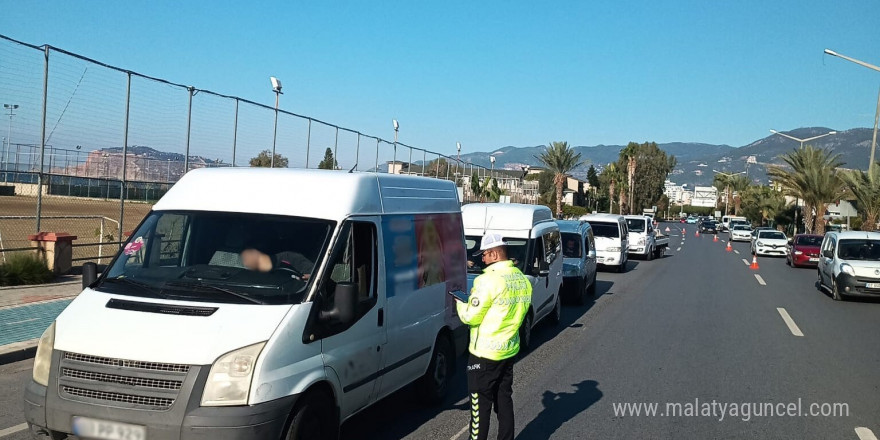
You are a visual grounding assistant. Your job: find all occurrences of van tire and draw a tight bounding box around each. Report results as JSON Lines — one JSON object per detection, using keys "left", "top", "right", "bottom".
{"left": 285, "top": 392, "right": 337, "bottom": 440}
{"left": 831, "top": 279, "right": 843, "bottom": 301}
{"left": 646, "top": 247, "right": 654, "bottom": 261}
{"left": 574, "top": 277, "right": 588, "bottom": 305}
{"left": 587, "top": 273, "right": 597, "bottom": 297}
{"left": 519, "top": 313, "right": 533, "bottom": 352}
{"left": 417, "top": 335, "right": 454, "bottom": 405}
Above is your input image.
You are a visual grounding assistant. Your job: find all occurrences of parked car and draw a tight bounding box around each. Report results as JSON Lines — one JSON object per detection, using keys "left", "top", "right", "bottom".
{"left": 699, "top": 221, "right": 718, "bottom": 234}
{"left": 557, "top": 220, "right": 598, "bottom": 304}
{"left": 787, "top": 234, "right": 823, "bottom": 268}
{"left": 752, "top": 229, "right": 788, "bottom": 256}
{"left": 729, "top": 224, "right": 753, "bottom": 242}
{"left": 818, "top": 231, "right": 880, "bottom": 300}
{"left": 720, "top": 215, "right": 747, "bottom": 232}
{"left": 580, "top": 213, "right": 630, "bottom": 273}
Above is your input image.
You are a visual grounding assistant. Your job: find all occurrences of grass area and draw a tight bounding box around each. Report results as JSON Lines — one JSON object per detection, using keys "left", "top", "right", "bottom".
{"left": 0, "top": 253, "right": 53, "bottom": 286}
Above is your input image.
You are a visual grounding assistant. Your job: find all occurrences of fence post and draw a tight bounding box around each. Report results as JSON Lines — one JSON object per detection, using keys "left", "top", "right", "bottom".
{"left": 305, "top": 119, "right": 312, "bottom": 168}
{"left": 333, "top": 126, "right": 339, "bottom": 169}
{"left": 375, "top": 138, "right": 380, "bottom": 172}
{"left": 355, "top": 134, "right": 360, "bottom": 172}
{"left": 35, "top": 45, "right": 50, "bottom": 233}
{"left": 119, "top": 71, "right": 131, "bottom": 243}
{"left": 232, "top": 98, "right": 239, "bottom": 167}
{"left": 184, "top": 86, "right": 194, "bottom": 174}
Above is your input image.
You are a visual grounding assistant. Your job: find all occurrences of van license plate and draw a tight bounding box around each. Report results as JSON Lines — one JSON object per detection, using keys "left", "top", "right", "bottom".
{"left": 72, "top": 417, "right": 146, "bottom": 440}
{"left": 866, "top": 283, "right": 880, "bottom": 289}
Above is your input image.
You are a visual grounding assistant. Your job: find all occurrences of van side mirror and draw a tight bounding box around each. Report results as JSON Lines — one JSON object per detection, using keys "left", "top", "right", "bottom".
{"left": 82, "top": 262, "right": 98, "bottom": 289}
{"left": 320, "top": 282, "right": 358, "bottom": 324}
{"left": 822, "top": 249, "right": 833, "bottom": 259}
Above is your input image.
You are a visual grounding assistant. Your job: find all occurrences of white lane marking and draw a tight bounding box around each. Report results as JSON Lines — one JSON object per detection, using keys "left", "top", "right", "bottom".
{"left": 777, "top": 308, "right": 804, "bottom": 337}
{"left": 0, "top": 423, "right": 27, "bottom": 438}
{"left": 856, "top": 427, "right": 878, "bottom": 440}
{"left": 734, "top": 249, "right": 740, "bottom": 255}
{"left": 676, "top": 247, "right": 681, "bottom": 251}
{"left": 754, "top": 274, "right": 766, "bottom": 286}
{"left": 451, "top": 424, "right": 468, "bottom": 440}
{"left": 742, "top": 259, "right": 749, "bottom": 266}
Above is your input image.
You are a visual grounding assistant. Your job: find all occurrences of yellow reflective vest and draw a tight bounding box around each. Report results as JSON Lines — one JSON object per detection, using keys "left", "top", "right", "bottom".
{"left": 457, "top": 260, "right": 532, "bottom": 360}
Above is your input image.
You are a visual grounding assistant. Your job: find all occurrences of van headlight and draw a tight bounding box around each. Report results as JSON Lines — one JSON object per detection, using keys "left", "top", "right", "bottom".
{"left": 33, "top": 322, "right": 55, "bottom": 386}
{"left": 201, "top": 342, "right": 265, "bottom": 406}
{"left": 840, "top": 263, "right": 855, "bottom": 276}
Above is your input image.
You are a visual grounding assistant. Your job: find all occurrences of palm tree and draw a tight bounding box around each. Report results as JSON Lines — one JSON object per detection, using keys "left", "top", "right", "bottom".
{"left": 840, "top": 166, "right": 880, "bottom": 231}
{"left": 729, "top": 175, "right": 752, "bottom": 215}
{"left": 620, "top": 143, "right": 639, "bottom": 214}
{"left": 600, "top": 163, "right": 623, "bottom": 214}
{"left": 713, "top": 174, "right": 731, "bottom": 213}
{"left": 768, "top": 146, "right": 846, "bottom": 235}
{"left": 536, "top": 141, "right": 583, "bottom": 218}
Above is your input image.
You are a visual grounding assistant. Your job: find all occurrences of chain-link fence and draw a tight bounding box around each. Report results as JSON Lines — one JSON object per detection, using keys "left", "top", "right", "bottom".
{"left": 0, "top": 34, "right": 537, "bottom": 265}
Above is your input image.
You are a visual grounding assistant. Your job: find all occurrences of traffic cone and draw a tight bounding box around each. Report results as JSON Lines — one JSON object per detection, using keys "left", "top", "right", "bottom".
{"left": 713, "top": 234, "right": 718, "bottom": 242}
{"left": 695, "top": 230, "right": 700, "bottom": 237}
{"left": 726, "top": 241, "right": 732, "bottom": 252}
{"left": 750, "top": 255, "right": 759, "bottom": 270}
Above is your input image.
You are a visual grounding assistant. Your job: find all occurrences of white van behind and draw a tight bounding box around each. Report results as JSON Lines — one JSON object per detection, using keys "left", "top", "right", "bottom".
{"left": 580, "top": 213, "right": 629, "bottom": 272}
{"left": 461, "top": 203, "right": 563, "bottom": 350}
{"left": 25, "top": 168, "right": 468, "bottom": 440}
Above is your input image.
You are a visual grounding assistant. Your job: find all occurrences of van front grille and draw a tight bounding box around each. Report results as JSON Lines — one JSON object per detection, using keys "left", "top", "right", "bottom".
{"left": 58, "top": 351, "right": 191, "bottom": 411}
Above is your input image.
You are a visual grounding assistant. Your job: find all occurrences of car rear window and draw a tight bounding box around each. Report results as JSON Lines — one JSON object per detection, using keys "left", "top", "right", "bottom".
{"left": 796, "top": 236, "right": 823, "bottom": 247}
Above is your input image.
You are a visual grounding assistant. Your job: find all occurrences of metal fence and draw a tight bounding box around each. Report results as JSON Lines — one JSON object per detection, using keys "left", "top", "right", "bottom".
{"left": 0, "top": 34, "right": 537, "bottom": 264}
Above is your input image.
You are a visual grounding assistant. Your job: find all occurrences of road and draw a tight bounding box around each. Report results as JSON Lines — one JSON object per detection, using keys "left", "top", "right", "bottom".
{"left": 2, "top": 223, "right": 878, "bottom": 440}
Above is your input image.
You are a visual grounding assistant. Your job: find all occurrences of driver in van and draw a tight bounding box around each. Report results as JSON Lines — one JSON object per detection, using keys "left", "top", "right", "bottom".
{"left": 241, "top": 248, "right": 312, "bottom": 280}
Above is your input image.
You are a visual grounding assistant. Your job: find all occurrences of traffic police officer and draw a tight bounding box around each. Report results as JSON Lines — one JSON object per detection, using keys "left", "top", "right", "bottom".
{"left": 457, "top": 233, "right": 532, "bottom": 440}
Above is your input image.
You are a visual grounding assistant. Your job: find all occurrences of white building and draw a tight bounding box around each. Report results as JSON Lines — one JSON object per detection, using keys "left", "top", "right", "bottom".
{"left": 691, "top": 186, "right": 717, "bottom": 207}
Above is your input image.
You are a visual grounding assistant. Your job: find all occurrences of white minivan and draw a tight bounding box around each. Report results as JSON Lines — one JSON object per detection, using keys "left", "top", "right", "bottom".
{"left": 25, "top": 168, "right": 468, "bottom": 440}
{"left": 580, "top": 213, "right": 629, "bottom": 272}
{"left": 461, "top": 203, "right": 563, "bottom": 350}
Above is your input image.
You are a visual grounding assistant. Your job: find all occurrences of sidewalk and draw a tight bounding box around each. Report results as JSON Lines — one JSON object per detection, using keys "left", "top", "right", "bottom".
{"left": 0, "top": 275, "right": 82, "bottom": 364}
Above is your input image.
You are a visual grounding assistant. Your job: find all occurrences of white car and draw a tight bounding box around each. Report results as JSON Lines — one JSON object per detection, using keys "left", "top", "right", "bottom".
{"left": 818, "top": 231, "right": 880, "bottom": 301}
{"left": 751, "top": 230, "right": 788, "bottom": 256}
{"left": 729, "top": 224, "right": 752, "bottom": 242}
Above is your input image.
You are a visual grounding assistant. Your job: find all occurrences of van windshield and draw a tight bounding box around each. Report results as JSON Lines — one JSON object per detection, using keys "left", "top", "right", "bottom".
{"left": 99, "top": 211, "right": 334, "bottom": 305}
{"left": 625, "top": 218, "right": 646, "bottom": 232}
{"left": 837, "top": 239, "right": 880, "bottom": 261}
{"left": 465, "top": 235, "right": 527, "bottom": 273}
{"left": 590, "top": 222, "right": 620, "bottom": 238}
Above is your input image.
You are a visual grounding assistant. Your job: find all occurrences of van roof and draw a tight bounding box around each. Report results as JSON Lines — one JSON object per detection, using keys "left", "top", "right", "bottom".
{"left": 153, "top": 168, "right": 461, "bottom": 220}
{"left": 556, "top": 219, "right": 591, "bottom": 234}
{"left": 829, "top": 231, "right": 880, "bottom": 240}
{"left": 580, "top": 213, "right": 624, "bottom": 223}
{"left": 461, "top": 203, "right": 553, "bottom": 231}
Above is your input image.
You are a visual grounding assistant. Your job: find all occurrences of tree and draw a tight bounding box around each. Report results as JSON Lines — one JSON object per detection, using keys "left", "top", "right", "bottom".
{"left": 767, "top": 146, "right": 846, "bottom": 235}
{"left": 741, "top": 185, "right": 786, "bottom": 227}
{"left": 317, "top": 148, "right": 338, "bottom": 170}
{"left": 614, "top": 142, "right": 676, "bottom": 215}
{"left": 425, "top": 158, "right": 450, "bottom": 178}
{"left": 249, "top": 149, "right": 289, "bottom": 168}
{"left": 599, "top": 163, "right": 624, "bottom": 214}
{"left": 729, "top": 175, "right": 752, "bottom": 215}
{"left": 840, "top": 166, "right": 880, "bottom": 231}
{"left": 535, "top": 141, "right": 583, "bottom": 219}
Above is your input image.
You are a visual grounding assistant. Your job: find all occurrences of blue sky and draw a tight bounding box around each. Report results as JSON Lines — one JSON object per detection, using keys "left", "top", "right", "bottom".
{"left": 2, "top": 0, "right": 879, "bottom": 158}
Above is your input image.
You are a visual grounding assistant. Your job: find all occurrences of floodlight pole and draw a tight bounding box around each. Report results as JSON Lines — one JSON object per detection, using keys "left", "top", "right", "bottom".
{"left": 824, "top": 49, "right": 880, "bottom": 174}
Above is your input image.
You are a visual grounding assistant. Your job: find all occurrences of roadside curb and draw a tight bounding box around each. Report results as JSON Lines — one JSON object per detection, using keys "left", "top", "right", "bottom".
{"left": 0, "top": 339, "right": 38, "bottom": 365}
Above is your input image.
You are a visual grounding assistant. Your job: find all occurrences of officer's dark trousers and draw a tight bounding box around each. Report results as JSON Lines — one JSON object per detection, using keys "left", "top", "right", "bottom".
{"left": 466, "top": 353, "right": 515, "bottom": 440}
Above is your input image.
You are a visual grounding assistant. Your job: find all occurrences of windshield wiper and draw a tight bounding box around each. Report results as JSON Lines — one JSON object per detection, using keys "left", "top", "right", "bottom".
{"left": 163, "top": 281, "right": 265, "bottom": 305}
{"left": 101, "top": 277, "right": 167, "bottom": 299}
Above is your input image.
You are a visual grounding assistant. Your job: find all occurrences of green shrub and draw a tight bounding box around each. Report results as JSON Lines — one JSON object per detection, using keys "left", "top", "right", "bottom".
{"left": 0, "top": 253, "right": 54, "bottom": 286}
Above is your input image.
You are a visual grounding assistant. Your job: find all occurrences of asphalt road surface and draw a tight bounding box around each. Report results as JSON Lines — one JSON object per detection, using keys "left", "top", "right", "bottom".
{"left": 2, "top": 223, "right": 878, "bottom": 440}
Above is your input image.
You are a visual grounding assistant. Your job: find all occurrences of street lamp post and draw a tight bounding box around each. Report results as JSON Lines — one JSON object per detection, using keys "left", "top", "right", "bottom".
{"left": 4, "top": 104, "right": 18, "bottom": 183}
{"left": 713, "top": 170, "right": 746, "bottom": 217}
{"left": 824, "top": 49, "right": 880, "bottom": 174}
{"left": 270, "top": 77, "right": 283, "bottom": 168}
{"left": 769, "top": 129, "right": 837, "bottom": 232}
{"left": 392, "top": 119, "right": 399, "bottom": 173}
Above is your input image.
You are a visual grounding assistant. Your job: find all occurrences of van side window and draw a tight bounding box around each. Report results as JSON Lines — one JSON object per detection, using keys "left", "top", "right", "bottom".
{"left": 322, "top": 221, "right": 377, "bottom": 325}
{"left": 544, "top": 231, "right": 560, "bottom": 264}
{"left": 530, "top": 236, "right": 545, "bottom": 275}
{"left": 586, "top": 229, "right": 594, "bottom": 253}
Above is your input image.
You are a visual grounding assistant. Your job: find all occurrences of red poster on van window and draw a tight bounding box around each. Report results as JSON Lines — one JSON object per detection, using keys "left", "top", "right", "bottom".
{"left": 415, "top": 213, "right": 466, "bottom": 292}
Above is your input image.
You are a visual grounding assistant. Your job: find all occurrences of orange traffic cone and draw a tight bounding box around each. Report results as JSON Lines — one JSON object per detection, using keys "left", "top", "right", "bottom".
{"left": 726, "top": 241, "right": 732, "bottom": 252}
{"left": 750, "top": 255, "right": 759, "bottom": 270}
{"left": 695, "top": 230, "right": 700, "bottom": 237}
{"left": 713, "top": 234, "right": 718, "bottom": 242}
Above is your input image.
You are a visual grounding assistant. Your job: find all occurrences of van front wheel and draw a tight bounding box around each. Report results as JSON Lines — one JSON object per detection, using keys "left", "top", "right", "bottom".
{"left": 417, "top": 336, "right": 453, "bottom": 405}
{"left": 285, "top": 392, "right": 336, "bottom": 440}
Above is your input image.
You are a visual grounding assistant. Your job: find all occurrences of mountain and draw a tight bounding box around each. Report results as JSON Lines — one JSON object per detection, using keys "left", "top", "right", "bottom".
{"left": 457, "top": 127, "right": 876, "bottom": 185}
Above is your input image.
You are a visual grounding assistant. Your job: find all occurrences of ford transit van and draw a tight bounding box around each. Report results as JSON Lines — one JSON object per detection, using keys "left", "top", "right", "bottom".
{"left": 25, "top": 168, "right": 468, "bottom": 440}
